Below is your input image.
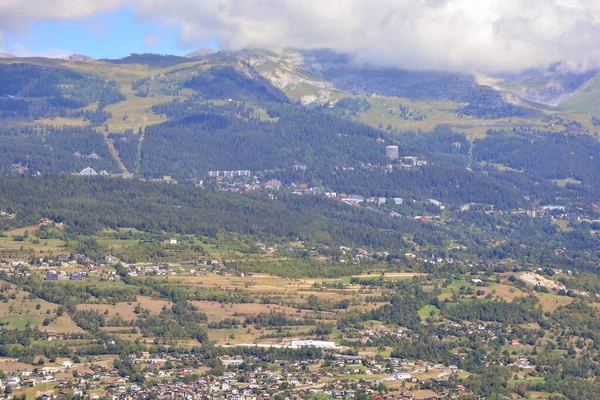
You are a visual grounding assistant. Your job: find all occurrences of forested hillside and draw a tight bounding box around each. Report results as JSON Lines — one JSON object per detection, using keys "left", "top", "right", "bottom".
{"left": 0, "top": 63, "right": 125, "bottom": 123}
{"left": 0, "top": 175, "right": 412, "bottom": 248}
{"left": 143, "top": 101, "right": 386, "bottom": 177}
{"left": 0, "top": 125, "right": 119, "bottom": 174}
{"left": 1, "top": 55, "right": 600, "bottom": 213}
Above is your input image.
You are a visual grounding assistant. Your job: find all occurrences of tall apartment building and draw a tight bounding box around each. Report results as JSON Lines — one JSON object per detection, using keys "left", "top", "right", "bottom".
{"left": 386, "top": 145, "right": 399, "bottom": 161}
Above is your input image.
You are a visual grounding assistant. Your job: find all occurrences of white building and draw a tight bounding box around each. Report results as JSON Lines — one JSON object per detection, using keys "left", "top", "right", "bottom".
{"left": 428, "top": 199, "right": 445, "bottom": 210}
{"left": 386, "top": 146, "right": 399, "bottom": 161}
{"left": 79, "top": 167, "right": 98, "bottom": 176}
{"left": 394, "top": 372, "right": 412, "bottom": 381}
{"left": 289, "top": 340, "right": 337, "bottom": 349}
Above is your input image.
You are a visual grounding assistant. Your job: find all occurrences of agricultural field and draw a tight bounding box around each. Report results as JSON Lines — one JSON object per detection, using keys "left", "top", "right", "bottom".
{"left": 0, "top": 230, "right": 595, "bottom": 400}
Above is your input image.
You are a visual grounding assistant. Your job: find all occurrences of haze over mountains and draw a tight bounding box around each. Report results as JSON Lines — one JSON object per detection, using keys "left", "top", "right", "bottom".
{"left": 6, "top": 46, "right": 600, "bottom": 115}
{"left": 3, "top": 0, "right": 600, "bottom": 73}
{"left": 1, "top": 46, "right": 600, "bottom": 193}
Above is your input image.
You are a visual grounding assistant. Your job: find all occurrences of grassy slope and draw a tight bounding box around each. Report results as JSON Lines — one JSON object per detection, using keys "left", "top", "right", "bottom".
{"left": 559, "top": 72, "right": 600, "bottom": 117}
{"left": 1, "top": 55, "right": 599, "bottom": 140}
{"left": 248, "top": 52, "right": 600, "bottom": 138}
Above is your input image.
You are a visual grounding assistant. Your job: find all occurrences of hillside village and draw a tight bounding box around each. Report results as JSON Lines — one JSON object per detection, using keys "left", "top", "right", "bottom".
{"left": 1, "top": 43, "right": 600, "bottom": 400}
{"left": 0, "top": 200, "right": 595, "bottom": 400}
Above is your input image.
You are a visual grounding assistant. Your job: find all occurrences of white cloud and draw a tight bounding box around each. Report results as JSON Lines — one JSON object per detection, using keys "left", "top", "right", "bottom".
{"left": 11, "top": 43, "right": 71, "bottom": 58}
{"left": 0, "top": 0, "right": 124, "bottom": 31}
{"left": 2, "top": 0, "right": 600, "bottom": 73}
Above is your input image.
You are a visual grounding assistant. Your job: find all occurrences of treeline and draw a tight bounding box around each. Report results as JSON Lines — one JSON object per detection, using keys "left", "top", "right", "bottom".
{"left": 244, "top": 312, "right": 315, "bottom": 327}
{"left": 229, "top": 259, "right": 369, "bottom": 279}
{"left": 142, "top": 103, "right": 387, "bottom": 178}
{"left": 183, "top": 64, "right": 289, "bottom": 105}
{"left": 0, "top": 63, "right": 124, "bottom": 122}
{"left": 440, "top": 295, "right": 542, "bottom": 324}
{"left": 0, "top": 175, "right": 414, "bottom": 248}
{"left": 142, "top": 108, "right": 529, "bottom": 207}
{"left": 151, "top": 97, "right": 258, "bottom": 120}
{"left": 1, "top": 274, "right": 144, "bottom": 309}
{"left": 0, "top": 125, "right": 119, "bottom": 174}
{"left": 475, "top": 130, "right": 600, "bottom": 204}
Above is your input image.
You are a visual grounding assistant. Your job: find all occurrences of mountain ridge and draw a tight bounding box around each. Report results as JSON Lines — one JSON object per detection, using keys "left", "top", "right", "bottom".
{"left": 1, "top": 48, "right": 599, "bottom": 137}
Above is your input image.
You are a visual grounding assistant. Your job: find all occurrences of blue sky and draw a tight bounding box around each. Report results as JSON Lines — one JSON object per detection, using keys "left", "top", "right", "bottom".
{"left": 1, "top": 7, "right": 216, "bottom": 59}
{"left": 0, "top": 1, "right": 596, "bottom": 73}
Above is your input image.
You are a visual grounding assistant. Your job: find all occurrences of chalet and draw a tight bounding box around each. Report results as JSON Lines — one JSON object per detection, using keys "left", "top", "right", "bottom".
{"left": 70, "top": 272, "right": 84, "bottom": 281}
{"left": 428, "top": 199, "right": 445, "bottom": 209}
{"left": 220, "top": 355, "right": 244, "bottom": 366}
{"left": 79, "top": 167, "right": 98, "bottom": 176}
{"left": 346, "top": 194, "right": 364, "bottom": 204}
{"left": 290, "top": 162, "right": 307, "bottom": 172}
{"left": 8, "top": 376, "right": 20, "bottom": 387}
{"left": 394, "top": 372, "right": 412, "bottom": 381}
{"left": 57, "top": 254, "right": 69, "bottom": 262}
{"left": 263, "top": 179, "right": 282, "bottom": 190}
{"left": 44, "top": 272, "right": 58, "bottom": 281}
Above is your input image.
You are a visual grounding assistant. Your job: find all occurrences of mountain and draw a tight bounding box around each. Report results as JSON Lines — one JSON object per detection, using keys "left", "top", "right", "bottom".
{"left": 0, "top": 52, "right": 16, "bottom": 59}
{"left": 239, "top": 49, "right": 506, "bottom": 104}
{"left": 63, "top": 53, "right": 93, "bottom": 62}
{"left": 2, "top": 48, "right": 600, "bottom": 137}
{"left": 488, "top": 65, "right": 600, "bottom": 107}
{"left": 2, "top": 49, "right": 600, "bottom": 208}
{"left": 102, "top": 53, "right": 192, "bottom": 68}
{"left": 185, "top": 48, "right": 218, "bottom": 58}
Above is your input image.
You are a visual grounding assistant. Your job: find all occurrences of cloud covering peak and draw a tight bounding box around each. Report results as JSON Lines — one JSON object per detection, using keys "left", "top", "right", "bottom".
{"left": 2, "top": 0, "right": 600, "bottom": 73}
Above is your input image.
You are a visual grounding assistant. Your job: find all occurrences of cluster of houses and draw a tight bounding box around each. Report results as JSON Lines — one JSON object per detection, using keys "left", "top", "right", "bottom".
{"left": 0, "top": 210, "right": 16, "bottom": 219}
{"left": 125, "top": 263, "right": 171, "bottom": 277}
{"left": 1, "top": 349, "right": 472, "bottom": 400}
{"left": 459, "top": 201, "right": 600, "bottom": 228}
{"left": 31, "top": 252, "right": 99, "bottom": 269}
